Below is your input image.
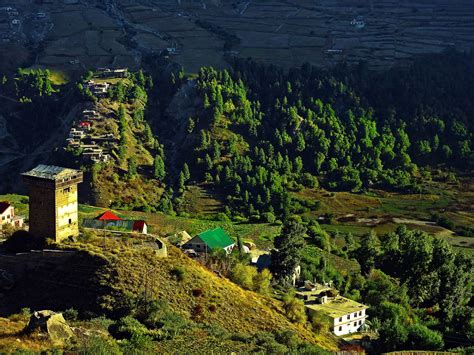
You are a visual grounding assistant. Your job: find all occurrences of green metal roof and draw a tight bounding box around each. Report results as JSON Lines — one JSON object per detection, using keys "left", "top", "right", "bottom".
{"left": 198, "top": 228, "right": 234, "bottom": 250}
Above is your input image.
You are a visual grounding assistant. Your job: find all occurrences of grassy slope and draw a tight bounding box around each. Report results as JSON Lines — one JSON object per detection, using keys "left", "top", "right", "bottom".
{"left": 0, "top": 237, "right": 340, "bottom": 352}
{"left": 102, "top": 245, "right": 338, "bottom": 350}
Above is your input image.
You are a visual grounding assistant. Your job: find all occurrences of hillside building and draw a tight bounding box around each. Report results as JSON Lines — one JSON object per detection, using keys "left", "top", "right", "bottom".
{"left": 82, "top": 210, "right": 148, "bottom": 234}
{"left": 296, "top": 281, "right": 368, "bottom": 336}
{"left": 22, "top": 165, "right": 83, "bottom": 243}
{"left": 0, "top": 202, "right": 23, "bottom": 229}
{"left": 183, "top": 227, "right": 235, "bottom": 254}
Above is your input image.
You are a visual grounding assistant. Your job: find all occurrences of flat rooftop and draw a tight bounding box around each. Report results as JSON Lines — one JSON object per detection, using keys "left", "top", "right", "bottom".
{"left": 296, "top": 285, "right": 332, "bottom": 297}
{"left": 22, "top": 164, "right": 82, "bottom": 181}
{"left": 305, "top": 296, "right": 368, "bottom": 319}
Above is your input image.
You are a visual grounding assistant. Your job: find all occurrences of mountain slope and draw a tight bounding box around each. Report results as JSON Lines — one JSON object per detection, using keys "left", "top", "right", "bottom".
{"left": 1, "top": 236, "right": 340, "bottom": 352}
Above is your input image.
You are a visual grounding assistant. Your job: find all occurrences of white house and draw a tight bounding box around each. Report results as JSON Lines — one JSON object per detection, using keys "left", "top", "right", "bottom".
{"left": 296, "top": 281, "right": 368, "bottom": 336}
{"left": 0, "top": 202, "right": 24, "bottom": 229}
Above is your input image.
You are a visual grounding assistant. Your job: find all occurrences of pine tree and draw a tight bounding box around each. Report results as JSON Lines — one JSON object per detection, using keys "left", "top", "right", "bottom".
{"left": 183, "top": 163, "right": 190, "bottom": 181}
{"left": 154, "top": 155, "right": 166, "bottom": 180}
{"left": 271, "top": 221, "right": 306, "bottom": 287}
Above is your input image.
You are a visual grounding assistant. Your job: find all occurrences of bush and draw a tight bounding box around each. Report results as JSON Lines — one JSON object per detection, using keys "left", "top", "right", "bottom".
{"left": 231, "top": 263, "right": 257, "bottom": 290}
{"left": 135, "top": 300, "right": 189, "bottom": 339}
{"left": 406, "top": 324, "right": 444, "bottom": 350}
{"left": 170, "top": 266, "right": 185, "bottom": 281}
{"left": 252, "top": 269, "right": 272, "bottom": 295}
{"left": 109, "top": 316, "right": 149, "bottom": 340}
{"left": 262, "top": 212, "right": 276, "bottom": 224}
{"left": 63, "top": 308, "right": 79, "bottom": 321}
{"left": 77, "top": 334, "right": 121, "bottom": 355}
{"left": 309, "top": 311, "right": 331, "bottom": 335}
{"left": 192, "top": 288, "right": 203, "bottom": 297}
{"left": 282, "top": 294, "right": 307, "bottom": 324}
{"left": 120, "top": 333, "right": 155, "bottom": 354}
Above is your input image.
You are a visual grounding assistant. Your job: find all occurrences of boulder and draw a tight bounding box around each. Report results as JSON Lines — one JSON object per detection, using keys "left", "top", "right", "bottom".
{"left": 26, "top": 310, "right": 74, "bottom": 345}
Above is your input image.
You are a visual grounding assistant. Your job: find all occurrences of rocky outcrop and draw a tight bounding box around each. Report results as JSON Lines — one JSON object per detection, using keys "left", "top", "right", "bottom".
{"left": 25, "top": 310, "right": 74, "bottom": 346}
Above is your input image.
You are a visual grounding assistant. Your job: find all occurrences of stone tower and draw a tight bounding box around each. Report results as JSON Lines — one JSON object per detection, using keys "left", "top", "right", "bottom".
{"left": 22, "top": 165, "right": 83, "bottom": 243}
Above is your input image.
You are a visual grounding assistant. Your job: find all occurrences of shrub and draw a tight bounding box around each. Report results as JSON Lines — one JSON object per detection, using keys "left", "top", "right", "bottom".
{"left": 262, "top": 212, "right": 276, "bottom": 224}
{"left": 192, "top": 304, "right": 204, "bottom": 321}
{"left": 170, "top": 266, "right": 185, "bottom": 281}
{"left": 231, "top": 263, "right": 257, "bottom": 290}
{"left": 253, "top": 269, "right": 272, "bottom": 295}
{"left": 77, "top": 334, "right": 121, "bottom": 355}
{"left": 63, "top": 308, "right": 79, "bottom": 321}
{"left": 282, "top": 294, "right": 307, "bottom": 324}
{"left": 309, "top": 311, "right": 331, "bottom": 335}
{"left": 192, "top": 288, "right": 203, "bottom": 297}
{"left": 109, "top": 316, "right": 149, "bottom": 340}
{"left": 120, "top": 333, "right": 155, "bottom": 354}
{"left": 406, "top": 324, "right": 444, "bottom": 350}
{"left": 216, "top": 212, "right": 231, "bottom": 222}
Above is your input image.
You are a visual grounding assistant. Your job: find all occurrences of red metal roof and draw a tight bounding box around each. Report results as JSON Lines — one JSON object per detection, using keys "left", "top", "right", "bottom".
{"left": 95, "top": 210, "right": 121, "bottom": 221}
{"left": 0, "top": 201, "right": 11, "bottom": 215}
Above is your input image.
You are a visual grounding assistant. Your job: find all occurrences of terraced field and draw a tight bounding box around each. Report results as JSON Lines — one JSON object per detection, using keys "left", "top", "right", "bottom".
{"left": 0, "top": 0, "right": 472, "bottom": 74}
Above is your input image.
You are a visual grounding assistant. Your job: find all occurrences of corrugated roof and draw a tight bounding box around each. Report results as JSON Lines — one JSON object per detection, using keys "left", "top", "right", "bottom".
{"left": 197, "top": 227, "right": 234, "bottom": 250}
{"left": 96, "top": 210, "right": 121, "bottom": 221}
{"left": 22, "top": 164, "right": 81, "bottom": 181}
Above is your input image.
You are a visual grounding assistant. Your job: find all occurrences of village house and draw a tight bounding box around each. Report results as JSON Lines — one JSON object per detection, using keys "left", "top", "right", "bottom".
{"left": 97, "top": 68, "right": 128, "bottom": 78}
{"left": 82, "top": 109, "right": 101, "bottom": 120}
{"left": 296, "top": 281, "right": 368, "bottom": 336}
{"left": 82, "top": 211, "right": 148, "bottom": 234}
{"left": 183, "top": 227, "right": 235, "bottom": 254}
{"left": 84, "top": 80, "right": 110, "bottom": 96}
{"left": 0, "top": 202, "right": 24, "bottom": 230}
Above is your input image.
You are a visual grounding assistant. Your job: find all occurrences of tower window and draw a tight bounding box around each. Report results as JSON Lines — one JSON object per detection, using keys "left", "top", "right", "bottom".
{"left": 68, "top": 219, "right": 72, "bottom": 224}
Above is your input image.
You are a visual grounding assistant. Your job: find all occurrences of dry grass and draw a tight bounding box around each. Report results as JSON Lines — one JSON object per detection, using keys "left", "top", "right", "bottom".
{"left": 102, "top": 244, "right": 340, "bottom": 350}
{"left": 0, "top": 316, "right": 55, "bottom": 353}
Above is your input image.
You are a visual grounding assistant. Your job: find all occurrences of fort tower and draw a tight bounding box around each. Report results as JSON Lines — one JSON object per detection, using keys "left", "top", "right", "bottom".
{"left": 22, "top": 165, "right": 83, "bottom": 243}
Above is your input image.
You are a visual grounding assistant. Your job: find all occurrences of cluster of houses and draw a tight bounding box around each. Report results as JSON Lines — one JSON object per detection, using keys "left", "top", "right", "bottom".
{"left": 65, "top": 68, "right": 131, "bottom": 163}
{"left": 66, "top": 107, "right": 115, "bottom": 163}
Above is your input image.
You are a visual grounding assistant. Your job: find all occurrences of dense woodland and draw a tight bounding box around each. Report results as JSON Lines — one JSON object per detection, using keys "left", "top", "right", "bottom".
{"left": 269, "top": 221, "right": 473, "bottom": 352}
{"left": 155, "top": 52, "right": 473, "bottom": 220}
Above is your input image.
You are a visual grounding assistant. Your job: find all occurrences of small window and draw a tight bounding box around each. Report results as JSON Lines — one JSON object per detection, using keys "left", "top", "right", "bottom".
{"left": 68, "top": 219, "right": 72, "bottom": 224}
{"left": 359, "top": 320, "right": 362, "bottom": 325}
{"left": 347, "top": 315, "right": 350, "bottom": 320}
{"left": 339, "top": 326, "right": 342, "bottom": 331}
{"left": 354, "top": 322, "right": 357, "bottom": 326}
{"left": 63, "top": 187, "right": 71, "bottom": 193}
{"left": 339, "top": 317, "right": 342, "bottom": 322}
